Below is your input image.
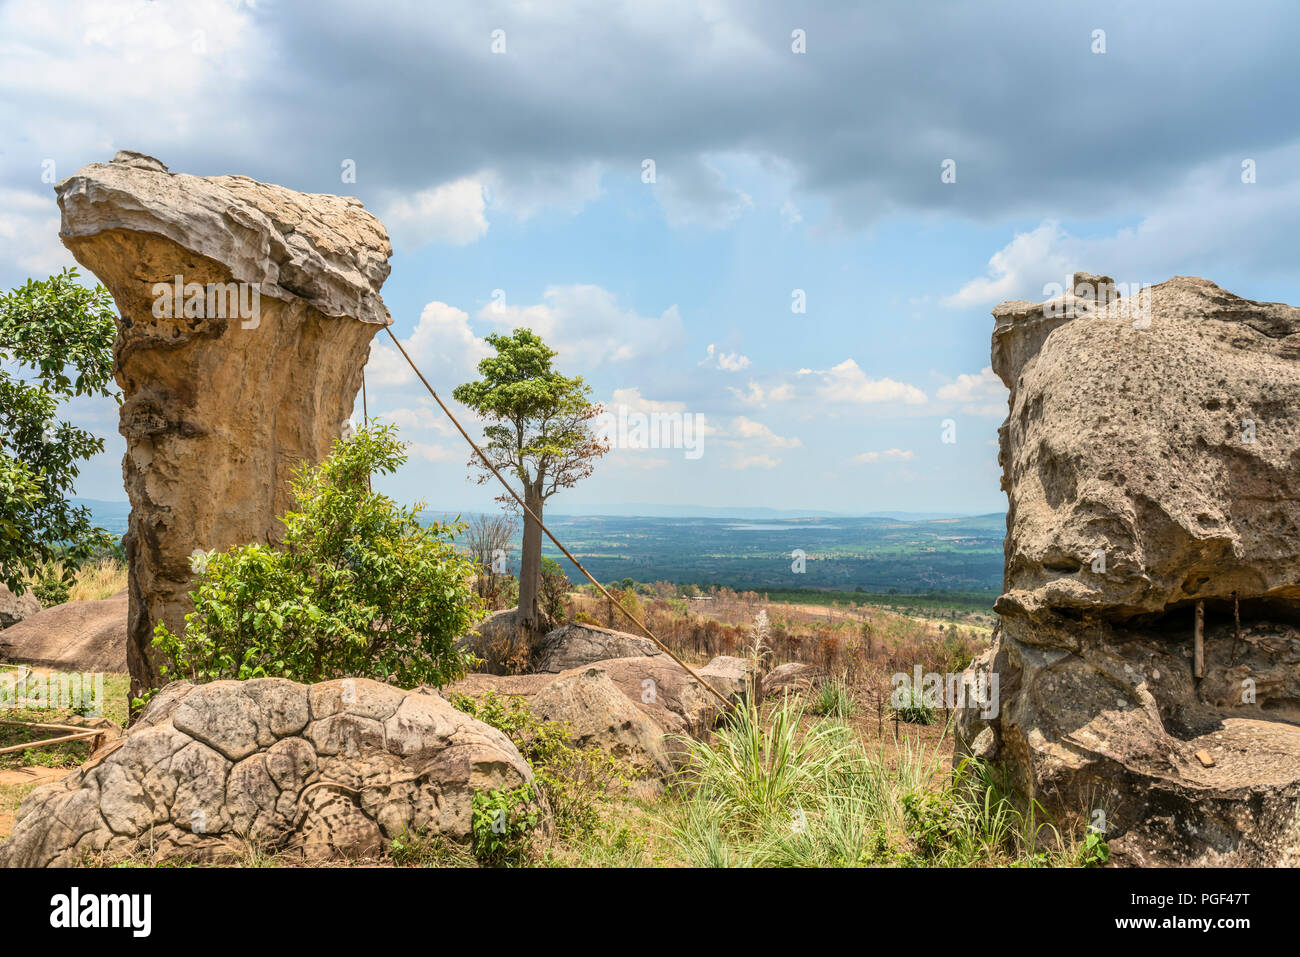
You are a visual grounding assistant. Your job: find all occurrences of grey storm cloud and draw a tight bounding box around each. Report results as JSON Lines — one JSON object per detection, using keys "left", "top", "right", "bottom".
{"left": 2, "top": 0, "right": 1299, "bottom": 229}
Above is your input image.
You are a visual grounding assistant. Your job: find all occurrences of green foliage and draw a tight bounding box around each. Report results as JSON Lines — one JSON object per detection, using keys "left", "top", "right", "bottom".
{"left": 453, "top": 328, "right": 606, "bottom": 623}
{"left": 451, "top": 690, "right": 628, "bottom": 844}
{"left": 451, "top": 329, "right": 604, "bottom": 493}
{"left": 894, "top": 684, "right": 936, "bottom": 725}
{"left": 30, "top": 572, "right": 71, "bottom": 607}
{"left": 668, "top": 707, "right": 1085, "bottom": 868}
{"left": 676, "top": 698, "right": 856, "bottom": 824}
{"left": 152, "top": 424, "right": 481, "bottom": 688}
{"left": 0, "top": 270, "right": 118, "bottom": 593}
{"left": 471, "top": 784, "right": 542, "bottom": 866}
{"left": 1078, "top": 829, "right": 1111, "bottom": 867}
{"left": 810, "top": 678, "right": 859, "bottom": 719}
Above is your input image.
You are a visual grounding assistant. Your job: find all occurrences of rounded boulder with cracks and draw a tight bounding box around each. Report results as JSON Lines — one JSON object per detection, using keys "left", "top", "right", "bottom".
{"left": 0, "top": 678, "right": 533, "bottom": 867}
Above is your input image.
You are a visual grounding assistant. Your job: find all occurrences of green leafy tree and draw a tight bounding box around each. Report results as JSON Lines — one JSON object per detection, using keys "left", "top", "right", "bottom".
{"left": 153, "top": 424, "right": 481, "bottom": 689}
{"left": 453, "top": 329, "right": 607, "bottom": 637}
{"left": 0, "top": 270, "right": 119, "bottom": 594}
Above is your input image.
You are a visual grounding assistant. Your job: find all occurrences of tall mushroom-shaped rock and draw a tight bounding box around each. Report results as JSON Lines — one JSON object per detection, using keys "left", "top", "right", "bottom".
{"left": 55, "top": 152, "right": 393, "bottom": 698}
{"left": 957, "top": 273, "right": 1300, "bottom": 865}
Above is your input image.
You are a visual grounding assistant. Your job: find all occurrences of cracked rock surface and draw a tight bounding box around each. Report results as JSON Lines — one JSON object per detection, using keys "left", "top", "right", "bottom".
{"left": 0, "top": 677, "right": 531, "bottom": 867}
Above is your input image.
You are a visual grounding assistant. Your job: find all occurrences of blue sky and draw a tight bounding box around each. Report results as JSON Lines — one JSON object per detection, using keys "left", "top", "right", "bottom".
{"left": 3, "top": 0, "right": 1299, "bottom": 515}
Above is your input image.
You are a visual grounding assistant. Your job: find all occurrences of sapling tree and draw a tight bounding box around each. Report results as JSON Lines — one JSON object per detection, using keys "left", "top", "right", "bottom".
{"left": 0, "top": 270, "right": 118, "bottom": 594}
{"left": 453, "top": 329, "right": 607, "bottom": 637}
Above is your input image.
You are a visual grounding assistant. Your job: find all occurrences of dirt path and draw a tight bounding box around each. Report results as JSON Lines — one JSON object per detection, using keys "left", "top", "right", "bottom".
{"left": 0, "top": 766, "right": 69, "bottom": 839}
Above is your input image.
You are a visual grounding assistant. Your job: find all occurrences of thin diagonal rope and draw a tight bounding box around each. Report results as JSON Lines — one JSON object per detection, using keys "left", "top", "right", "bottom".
{"left": 382, "top": 326, "right": 731, "bottom": 709}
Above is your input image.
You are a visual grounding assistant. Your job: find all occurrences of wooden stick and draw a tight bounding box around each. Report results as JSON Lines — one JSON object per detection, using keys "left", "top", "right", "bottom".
{"left": 0, "top": 719, "right": 99, "bottom": 734}
{"left": 0, "top": 728, "right": 101, "bottom": 757}
{"left": 1194, "top": 600, "right": 1205, "bottom": 679}
{"left": 1231, "top": 591, "right": 1242, "bottom": 665}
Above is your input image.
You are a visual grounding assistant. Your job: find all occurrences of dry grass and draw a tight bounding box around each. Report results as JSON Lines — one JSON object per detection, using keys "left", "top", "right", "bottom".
{"left": 22, "top": 557, "right": 127, "bottom": 604}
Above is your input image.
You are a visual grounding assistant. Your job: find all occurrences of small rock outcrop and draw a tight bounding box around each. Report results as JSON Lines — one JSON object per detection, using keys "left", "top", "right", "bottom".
{"left": 958, "top": 274, "right": 1300, "bottom": 865}
{"left": 461, "top": 613, "right": 664, "bottom": 676}
{"left": 762, "top": 662, "right": 827, "bottom": 697}
{"left": 533, "top": 622, "right": 663, "bottom": 673}
{"left": 55, "top": 152, "right": 393, "bottom": 699}
{"left": 450, "top": 652, "right": 738, "bottom": 777}
{"left": 0, "top": 584, "right": 40, "bottom": 630}
{"left": 0, "top": 677, "right": 531, "bottom": 867}
{"left": 0, "top": 589, "right": 128, "bottom": 673}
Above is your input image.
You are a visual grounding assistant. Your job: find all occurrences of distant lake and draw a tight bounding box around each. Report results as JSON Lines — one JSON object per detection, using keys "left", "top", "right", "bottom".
{"left": 724, "top": 524, "right": 841, "bottom": 531}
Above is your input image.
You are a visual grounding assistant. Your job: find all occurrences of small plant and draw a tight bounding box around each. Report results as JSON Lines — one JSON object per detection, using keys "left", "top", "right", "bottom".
{"left": 30, "top": 570, "right": 71, "bottom": 607}
{"left": 451, "top": 691, "right": 629, "bottom": 845}
{"left": 675, "top": 696, "right": 854, "bottom": 824}
{"left": 810, "top": 677, "right": 858, "bottom": 719}
{"left": 539, "top": 557, "right": 569, "bottom": 623}
{"left": 472, "top": 784, "right": 542, "bottom": 866}
{"left": 1078, "top": 829, "right": 1110, "bottom": 867}
{"left": 893, "top": 684, "right": 935, "bottom": 725}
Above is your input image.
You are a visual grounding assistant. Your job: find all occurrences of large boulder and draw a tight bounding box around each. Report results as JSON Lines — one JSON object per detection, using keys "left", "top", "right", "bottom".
{"left": 460, "top": 614, "right": 662, "bottom": 676}
{"left": 958, "top": 274, "right": 1300, "bottom": 865}
{"left": 762, "top": 662, "right": 827, "bottom": 698}
{"left": 0, "top": 584, "right": 41, "bottom": 630}
{"left": 0, "top": 589, "right": 128, "bottom": 673}
{"left": 55, "top": 152, "right": 393, "bottom": 700}
{"left": 453, "top": 666, "right": 673, "bottom": 777}
{"left": 533, "top": 621, "right": 662, "bottom": 673}
{"left": 0, "top": 677, "right": 532, "bottom": 867}
{"left": 449, "top": 653, "right": 737, "bottom": 776}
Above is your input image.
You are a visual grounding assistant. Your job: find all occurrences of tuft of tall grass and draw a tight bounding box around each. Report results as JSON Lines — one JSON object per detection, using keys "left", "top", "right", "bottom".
{"left": 810, "top": 677, "right": 859, "bottom": 719}
{"left": 665, "top": 699, "right": 1095, "bottom": 868}
{"left": 673, "top": 698, "right": 855, "bottom": 826}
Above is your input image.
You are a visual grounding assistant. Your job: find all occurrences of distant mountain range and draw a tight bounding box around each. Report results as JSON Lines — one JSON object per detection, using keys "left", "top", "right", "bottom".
{"left": 75, "top": 497, "right": 998, "bottom": 528}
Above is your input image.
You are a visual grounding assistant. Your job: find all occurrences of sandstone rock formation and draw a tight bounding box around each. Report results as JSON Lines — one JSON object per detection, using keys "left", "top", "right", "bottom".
{"left": 533, "top": 621, "right": 663, "bottom": 673}
{"left": 453, "top": 665, "right": 675, "bottom": 777}
{"left": 0, "top": 584, "right": 40, "bottom": 630}
{"left": 0, "top": 677, "right": 531, "bottom": 867}
{"left": 449, "top": 652, "right": 736, "bottom": 776}
{"left": 55, "top": 152, "right": 392, "bottom": 698}
{"left": 762, "top": 662, "right": 827, "bottom": 698}
{"left": 958, "top": 273, "right": 1300, "bottom": 865}
{"left": 0, "top": 589, "right": 128, "bottom": 673}
{"left": 462, "top": 613, "right": 664, "bottom": 675}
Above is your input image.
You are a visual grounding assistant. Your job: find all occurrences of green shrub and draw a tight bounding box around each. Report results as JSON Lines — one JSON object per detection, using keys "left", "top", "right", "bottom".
{"left": 152, "top": 424, "right": 481, "bottom": 689}
{"left": 30, "top": 569, "right": 71, "bottom": 607}
{"left": 810, "top": 678, "right": 858, "bottom": 719}
{"left": 893, "top": 684, "right": 936, "bottom": 725}
{"left": 451, "top": 690, "right": 628, "bottom": 845}
{"left": 539, "top": 557, "right": 569, "bottom": 622}
{"left": 471, "top": 784, "right": 542, "bottom": 866}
